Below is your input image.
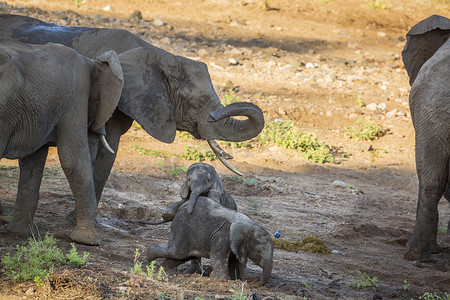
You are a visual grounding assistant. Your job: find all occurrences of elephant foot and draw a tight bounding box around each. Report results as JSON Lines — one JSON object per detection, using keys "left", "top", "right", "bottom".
{"left": 70, "top": 225, "right": 99, "bottom": 246}
{"left": 7, "top": 220, "right": 34, "bottom": 236}
{"left": 147, "top": 244, "right": 163, "bottom": 262}
{"left": 404, "top": 247, "right": 432, "bottom": 262}
{"left": 430, "top": 242, "right": 443, "bottom": 254}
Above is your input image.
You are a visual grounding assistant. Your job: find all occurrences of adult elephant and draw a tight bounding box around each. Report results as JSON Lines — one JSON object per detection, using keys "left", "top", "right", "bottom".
{"left": 0, "top": 14, "right": 265, "bottom": 240}
{"left": 401, "top": 14, "right": 450, "bottom": 261}
{"left": 0, "top": 39, "right": 124, "bottom": 245}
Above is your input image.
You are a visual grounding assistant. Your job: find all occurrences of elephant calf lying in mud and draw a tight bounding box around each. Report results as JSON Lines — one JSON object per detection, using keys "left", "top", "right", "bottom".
{"left": 147, "top": 196, "right": 274, "bottom": 286}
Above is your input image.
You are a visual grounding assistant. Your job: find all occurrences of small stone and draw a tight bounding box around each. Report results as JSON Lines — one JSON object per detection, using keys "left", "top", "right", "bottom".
{"left": 386, "top": 109, "right": 398, "bottom": 118}
{"left": 130, "top": 10, "right": 142, "bottom": 21}
{"left": 306, "top": 62, "right": 315, "bottom": 69}
{"left": 228, "top": 58, "right": 238, "bottom": 65}
{"left": 153, "top": 19, "right": 164, "bottom": 27}
{"left": 197, "top": 48, "right": 208, "bottom": 58}
{"left": 160, "top": 37, "right": 171, "bottom": 45}
{"left": 102, "top": 4, "right": 111, "bottom": 11}
{"left": 366, "top": 103, "right": 378, "bottom": 111}
{"left": 332, "top": 180, "right": 347, "bottom": 188}
{"left": 377, "top": 31, "right": 387, "bottom": 37}
{"left": 377, "top": 103, "right": 387, "bottom": 111}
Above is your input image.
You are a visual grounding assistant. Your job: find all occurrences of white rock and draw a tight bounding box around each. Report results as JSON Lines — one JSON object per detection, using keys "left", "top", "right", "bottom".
{"left": 153, "top": 19, "right": 164, "bottom": 27}
{"left": 306, "top": 62, "right": 315, "bottom": 69}
{"left": 366, "top": 103, "right": 378, "bottom": 111}
{"left": 386, "top": 109, "right": 398, "bottom": 118}
{"left": 377, "top": 31, "right": 387, "bottom": 37}
{"left": 377, "top": 103, "right": 387, "bottom": 111}
{"left": 332, "top": 180, "right": 347, "bottom": 188}
{"left": 102, "top": 4, "right": 111, "bottom": 11}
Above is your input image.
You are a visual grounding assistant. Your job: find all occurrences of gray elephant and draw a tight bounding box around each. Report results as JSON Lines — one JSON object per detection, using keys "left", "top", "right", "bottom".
{"left": 0, "top": 38, "right": 124, "bottom": 245}
{"left": 147, "top": 196, "right": 274, "bottom": 286}
{"left": 0, "top": 14, "right": 264, "bottom": 237}
{"left": 162, "top": 163, "right": 237, "bottom": 222}
{"left": 401, "top": 14, "right": 450, "bottom": 261}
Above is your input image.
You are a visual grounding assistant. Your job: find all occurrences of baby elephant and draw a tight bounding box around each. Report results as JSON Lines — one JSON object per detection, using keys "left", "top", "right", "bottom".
{"left": 162, "top": 162, "right": 237, "bottom": 221}
{"left": 147, "top": 196, "right": 274, "bottom": 286}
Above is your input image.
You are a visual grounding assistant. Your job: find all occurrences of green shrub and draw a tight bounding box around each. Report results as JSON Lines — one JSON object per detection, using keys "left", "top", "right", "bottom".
{"left": 419, "top": 292, "right": 450, "bottom": 300}
{"left": 222, "top": 89, "right": 240, "bottom": 106}
{"left": 1, "top": 233, "right": 88, "bottom": 285}
{"left": 347, "top": 269, "right": 378, "bottom": 291}
{"left": 168, "top": 163, "right": 188, "bottom": 176}
{"left": 260, "top": 120, "right": 335, "bottom": 163}
{"left": 180, "top": 146, "right": 216, "bottom": 162}
{"left": 346, "top": 118, "right": 384, "bottom": 141}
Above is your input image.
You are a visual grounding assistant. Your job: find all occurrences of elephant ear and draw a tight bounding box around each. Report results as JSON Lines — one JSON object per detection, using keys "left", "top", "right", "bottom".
{"left": 402, "top": 14, "right": 450, "bottom": 86}
{"left": 117, "top": 47, "right": 177, "bottom": 143}
{"left": 90, "top": 50, "right": 124, "bottom": 132}
{"left": 230, "top": 221, "right": 250, "bottom": 265}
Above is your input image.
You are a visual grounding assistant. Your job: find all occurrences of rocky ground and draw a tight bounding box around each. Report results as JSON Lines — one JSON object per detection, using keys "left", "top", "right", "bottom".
{"left": 0, "top": 0, "right": 449, "bottom": 299}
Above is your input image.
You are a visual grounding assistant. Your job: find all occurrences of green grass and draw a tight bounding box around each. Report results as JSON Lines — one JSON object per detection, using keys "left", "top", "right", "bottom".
{"left": 134, "top": 146, "right": 167, "bottom": 157}
{"left": 1, "top": 232, "right": 88, "bottom": 285}
{"left": 346, "top": 118, "right": 384, "bottom": 141}
{"left": 367, "top": 0, "right": 388, "bottom": 10}
{"left": 180, "top": 146, "right": 217, "bottom": 162}
{"left": 221, "top": 119, "right": 335, "bottom": 163}
{"left": 131, "top": 249, "right": 168, "bottom": 282}
{"left": 222, "top": 89, "right": 240, "bottom": 106}
{"left": 419, "top": 292, "right": 450, "bottom": 300}
{"left": 347, "top": 269, "right": 379, "bottom": 291}
{"left": 354, "top": 94, "right": 365, "bottom": 107}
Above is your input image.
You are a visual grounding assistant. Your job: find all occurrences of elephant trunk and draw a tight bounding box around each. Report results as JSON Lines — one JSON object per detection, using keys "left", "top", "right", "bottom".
{"left": 187, "top": 186, "right": 202, "bottom": 214}
{"left": 256, "top": 260, "right": 273, "bottom": 286}
{"left": 206, "top": 102, "right": 265, "bottom": 142}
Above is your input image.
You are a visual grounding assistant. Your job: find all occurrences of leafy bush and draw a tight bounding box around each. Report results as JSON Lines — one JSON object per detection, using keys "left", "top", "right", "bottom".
{"left": 180, "top": 146, "right": 216, "bottom": 162}
{"left": 347, "top": 269, "right": 379, "bottom": 291}
{"left": 260, "top": 120, "right": 335, "bottom": 163}
{"left": 419, "top": 292, "right": 450, "bottom": 300}
{"left": 222, "top": 89, "right": 240, "bottom": 106}
{"left": 1, "top": 233, "right": 88, "bottom": 285}
{"left": 346, "top": 118, "right": 384, "bottom": 141}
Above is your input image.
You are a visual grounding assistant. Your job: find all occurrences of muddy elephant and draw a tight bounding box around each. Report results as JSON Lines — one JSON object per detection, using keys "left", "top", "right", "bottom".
{"left": 401, "top": 14, "right": 450, "bottom": 261}
{"left": 0, "top": 39, "right": 124, "bottom": 245}
{"left": 147, "top": 196, "right": 274, "bottom": 286}
{"left": 0, "top": 14, "right": 264, "bottom": 238}
{"left": 161, "top": 163, "right": 237, "bottom": 221}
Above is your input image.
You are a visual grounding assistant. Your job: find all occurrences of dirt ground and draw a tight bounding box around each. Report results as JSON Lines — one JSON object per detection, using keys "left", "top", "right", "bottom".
{"left": 0, "top": 0, "right": 449, "bottom": 299}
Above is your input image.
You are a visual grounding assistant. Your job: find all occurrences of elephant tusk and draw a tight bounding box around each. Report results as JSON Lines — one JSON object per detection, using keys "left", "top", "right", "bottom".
{"left": 99, "top": 134, "right": 115, "bottom": 154}
{"left": 207, "top": 140, "right": 233, "bottom": 159}
{"left": 207, "top": 140, "right": 243, "bottom": 176}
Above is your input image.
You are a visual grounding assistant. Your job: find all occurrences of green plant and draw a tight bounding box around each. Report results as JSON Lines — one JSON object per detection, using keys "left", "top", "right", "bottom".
{"left": 259, "top": 120, "right": 334, "bottom": 163}
{"left": 130, "top": 249, "right": 144, "bottom": 275}
{"left": 180, "top": 146, "right": 216, "bottom": 162}
{"left": 2, "top": 233, "right": 66, "bottom": 283}
{"left": 438, "top": 225, "right": 448, "bottom": 234}
{"left": 157, "top": 265, "right": 169, "bottom": 282}
{"left": 346, "top": 118, "right": 384, "bottom": 141}
{"left": 168, "top": 163, "right": 188, "bottom": 176}
{"left": 146, "top": 260, "right": 156, "bottom": 278}
{"left": 368, "top": 0, "right": 388, "bottom": 10}
{"left": 231, "top": 281, "right": 250, "bottom": 300}
{"left": 176, "top": 131, "right": 195, "bottom": 139}
{"left": 354, "top": 94, "right": 365, "bottom": 107}
{"left": 72, "top": 0, "right": 83, "bottom": 8}
{"left": 402, "top": 279, "right": 410, "bottom": 291}
{"left": 66, "top": 243, "right": 89, "bottom": 267}
{"left": 252, "top": 197, "right": 259, "bottom": 208}
{"left": 347, "top": 269, "right": 379, "bottom": 291}
{"left": 222, "top": 89, "right": 240, "bottom": 106}
{"left": 419, "top": 292, "right": 450, "bottom": 300}
{"left": 134, "top": 146, "right": 167, "bottom": 157}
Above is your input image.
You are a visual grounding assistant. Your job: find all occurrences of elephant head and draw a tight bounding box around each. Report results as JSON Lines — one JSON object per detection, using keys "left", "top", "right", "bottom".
{"left": 230, "top": 221, "right": 274, "bottom": 286}
{"left": 402, "top": 14, "right": 450, "bottom": 86}
{"left": 180, "top": 163, "right": 237, "bottom": 214}
{"left": 116, "top": 46, "right": 265, "bottom": 173}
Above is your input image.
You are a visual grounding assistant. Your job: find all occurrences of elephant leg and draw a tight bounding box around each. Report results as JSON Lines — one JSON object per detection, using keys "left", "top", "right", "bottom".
{"left": 57, "top": 123, "right": 98, "bottom": 246}
{"left": 209, "top": 245, "right": 230, "bottom": 280}
{"left": 7, "top": 145, "right": 49, "bottom": 235}
{"left": 228, "top": 254, "right": 243, "bottom": 280}
{"left": 147, "top": 243, "right": 190, "bottom": 263}
{"left": 93, "top": 111, "right": 133, "bottom": 204}
{"left": 405, "top": 141, "right": 448, "bottom": 261}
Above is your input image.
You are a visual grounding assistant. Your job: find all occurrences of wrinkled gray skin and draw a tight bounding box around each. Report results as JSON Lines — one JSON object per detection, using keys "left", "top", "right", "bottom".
{"left": 147, "top": 197, "right": 274, "bottom": 286}
{"left": 0, "top": 39, "right": 124, "bottom": 245}
{"left": 401, "top": 14, "right": 450, "bottom": 261}
{"left": 0, "top": 14, "right": 264, "bottom": 238}
{"left": 162, "top": 163, "right": 237, "bottom": 222}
